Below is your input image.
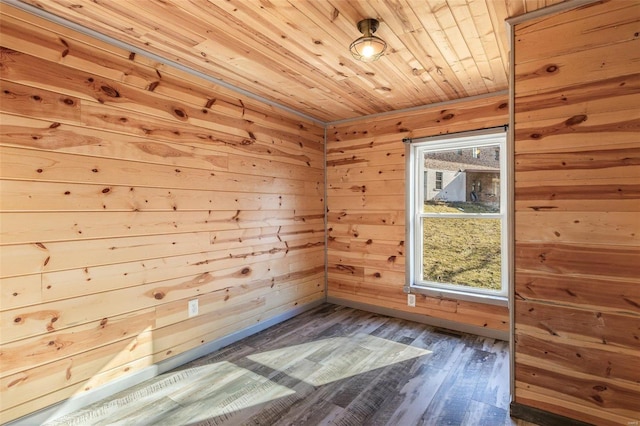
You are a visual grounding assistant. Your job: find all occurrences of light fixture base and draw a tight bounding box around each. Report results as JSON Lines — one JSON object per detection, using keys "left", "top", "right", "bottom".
{"left": 357, "top": 18, "right": 379, "bottom": 35}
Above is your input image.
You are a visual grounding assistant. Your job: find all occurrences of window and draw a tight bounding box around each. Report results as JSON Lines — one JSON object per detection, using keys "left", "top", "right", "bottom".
{"left": 406, "top": 130, "right": 507, "bottom": 302}
{"left": 434, "top": 171, "right": 443, "bottom": 190}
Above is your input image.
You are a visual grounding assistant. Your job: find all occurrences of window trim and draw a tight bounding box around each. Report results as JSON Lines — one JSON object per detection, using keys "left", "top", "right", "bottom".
{"left": 404, "top": 128, "right": 509, "bottom": 306}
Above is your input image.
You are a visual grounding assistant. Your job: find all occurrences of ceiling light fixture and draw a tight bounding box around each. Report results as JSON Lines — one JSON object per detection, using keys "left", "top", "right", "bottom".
{"left": 349, "top": 18, "right": 387, "bottom": 62}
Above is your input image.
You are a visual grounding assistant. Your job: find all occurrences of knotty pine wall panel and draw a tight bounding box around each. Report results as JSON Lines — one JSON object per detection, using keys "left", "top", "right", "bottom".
{"left": 0, "top": 5, "right": 324, "bottom": 422}
{"left": 512, "top": 1, "right": 640, "bottom": 424}
{"left": 326, "top": 93, "right": 509, "bottom": 333}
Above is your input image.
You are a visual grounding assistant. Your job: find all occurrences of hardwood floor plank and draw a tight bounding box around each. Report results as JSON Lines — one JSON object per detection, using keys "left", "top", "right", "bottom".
{"left": 462, "top": 400, "right": 510, "bottom": 426}
{"left": 42, "top": 304, "right": 534, "bottom": 426}
{"left": 420, "top": 347, "right": 495, "bottom": 425}
{"left": 377, "top": 363, "right": 450, "bottom": 426}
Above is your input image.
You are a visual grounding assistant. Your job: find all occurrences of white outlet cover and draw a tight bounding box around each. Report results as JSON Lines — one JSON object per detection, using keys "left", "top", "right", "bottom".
{"left": 188, "top": 299, "right": 199, "bottom": 317}
{"left": 408, "top": 294, "right": 416, "bottom": 307}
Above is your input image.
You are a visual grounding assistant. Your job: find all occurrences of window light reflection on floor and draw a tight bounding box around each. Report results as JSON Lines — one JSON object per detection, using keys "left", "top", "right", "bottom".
{"left": 248, "top": 333, "right": 432, "bottom": 386}
{"left": 43, "top": 335, "right": 431, "bottom": 425}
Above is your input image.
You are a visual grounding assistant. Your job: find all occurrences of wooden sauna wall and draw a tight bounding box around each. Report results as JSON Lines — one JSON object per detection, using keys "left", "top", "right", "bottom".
{"left": 0, "top": 5, "right": 325, "bottom": 422}
{"left": 326, "top": 94, "right": 509, "bottom": 334}
{"left": 512, "top": 1, "right": 640, "bottom": 424}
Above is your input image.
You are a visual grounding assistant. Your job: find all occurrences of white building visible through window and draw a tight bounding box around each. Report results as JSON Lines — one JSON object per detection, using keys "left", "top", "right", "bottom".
{"left": 406, "top": 130, "right": 508, "bottom": 302}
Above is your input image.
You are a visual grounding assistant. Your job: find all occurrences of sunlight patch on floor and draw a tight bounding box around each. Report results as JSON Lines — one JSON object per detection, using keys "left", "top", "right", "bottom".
{"left": 248, "top": 333, "right": 432, "bottom": 386}
{"left": 162, "top": 361, "right": 296, "bottom": 424}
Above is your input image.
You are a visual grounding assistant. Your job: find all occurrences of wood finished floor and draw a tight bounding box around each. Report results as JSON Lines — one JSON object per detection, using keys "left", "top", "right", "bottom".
{"left": 44, "top": 304, "right": 537, "bottom": 426}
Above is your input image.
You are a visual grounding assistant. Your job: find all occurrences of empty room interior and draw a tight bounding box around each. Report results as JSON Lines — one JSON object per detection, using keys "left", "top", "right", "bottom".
{"left": 0, "top": 0, "right": 638, "bottom": 425}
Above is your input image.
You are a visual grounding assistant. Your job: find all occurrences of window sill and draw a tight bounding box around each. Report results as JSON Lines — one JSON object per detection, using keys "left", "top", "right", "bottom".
{"left": 405, "top": 285, "right": 508, "bottom": 307}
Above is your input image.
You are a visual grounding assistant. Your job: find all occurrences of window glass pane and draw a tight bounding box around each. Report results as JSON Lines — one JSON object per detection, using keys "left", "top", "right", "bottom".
{"left": 422, "top": 217, "right": 502, "bottom": 291}
{"left": 421, "top": 145, "right": 500, "bottom": 214}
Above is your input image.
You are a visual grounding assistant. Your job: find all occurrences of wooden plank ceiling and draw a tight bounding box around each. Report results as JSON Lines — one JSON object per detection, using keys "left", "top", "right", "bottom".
{"left": 18, "top": 0, "right": 565, "bottom": 122}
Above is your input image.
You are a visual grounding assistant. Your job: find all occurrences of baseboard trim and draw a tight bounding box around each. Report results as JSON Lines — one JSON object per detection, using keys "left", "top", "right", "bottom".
{"left": 510, "top": 402, "right": 595, "bottom": 426}
{"left": 6, "top": 300, "right": 324, "bottom": 426}
{"left": 327, "top": 296, "right": 509, "bottom": 341}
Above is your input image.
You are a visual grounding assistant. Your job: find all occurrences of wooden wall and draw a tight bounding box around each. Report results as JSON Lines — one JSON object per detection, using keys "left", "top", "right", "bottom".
{"left": 512, "top": 1, "right": 640, "bottom": 424}
{"left": 326, "top": 94, "right": 509, "bottom": 334}
{"left": 0, "top": 5, "right": 325, "bottom": 422}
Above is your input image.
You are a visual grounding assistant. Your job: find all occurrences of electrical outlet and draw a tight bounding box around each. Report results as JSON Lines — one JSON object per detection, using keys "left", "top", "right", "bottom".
{"left": 407, "top": 294, "right": 416, "bottom": 307}
{"left": 188, "top": 299, "right": 199, "bottom": 317}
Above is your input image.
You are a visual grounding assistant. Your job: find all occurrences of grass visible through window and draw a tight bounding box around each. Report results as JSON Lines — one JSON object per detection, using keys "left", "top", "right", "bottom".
{"left": 422, "top": 202, "right": 501, "bottom": 291}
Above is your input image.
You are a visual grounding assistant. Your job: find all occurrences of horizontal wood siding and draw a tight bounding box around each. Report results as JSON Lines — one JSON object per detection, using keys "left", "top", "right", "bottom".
{"left": 0, "top": 5, "right": 325, "bottom": 422}
{"left": 512, "top": 1, "right": 640, "bottom": 424}
{"left": 326, "top": 94, "right": 509, "bottom": 333}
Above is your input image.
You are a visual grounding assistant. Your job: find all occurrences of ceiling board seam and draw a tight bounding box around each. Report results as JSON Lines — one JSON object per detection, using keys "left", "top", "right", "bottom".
{"left": 2, "top": 0, "right": 326, "bottom": 126}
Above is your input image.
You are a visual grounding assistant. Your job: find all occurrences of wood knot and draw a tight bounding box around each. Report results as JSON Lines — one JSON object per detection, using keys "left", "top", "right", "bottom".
{"left": 545, "top": 65, "right": 559, "bottom": 73}
{"left": 565, "top": 114, "right": 587, "bottom": 126}
{"left": 241, "top": 267, "right": 251, "bottom": 275}
{"left": 173, "top": 108, "right": 187, "bottom": 119}
{"left": 498, "top": 102, "right": 508, "bottom": 109}
{"left": 442, "top": 113, "right": 455, "bottom": 120}
{"left": 153, "top": 291, "right": 165, "bottom": 300}
{"left": 336, "top": 264, "right": 356, "bottom": 274}
{"left": 373, "top": 272, "right": 381, "bottom": 278}
{"left": 100, "top": 85, "right": 120, "bottom": 97}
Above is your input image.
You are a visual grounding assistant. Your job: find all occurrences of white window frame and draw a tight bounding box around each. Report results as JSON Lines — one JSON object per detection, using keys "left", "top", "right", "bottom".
{"left": 405, "top": 129, "right": 508, "bottom": 305}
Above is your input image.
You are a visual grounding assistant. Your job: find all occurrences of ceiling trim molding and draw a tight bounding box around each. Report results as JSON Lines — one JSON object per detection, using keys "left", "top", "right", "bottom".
{"left": 505, "top": 0, "right": 602, "bottom": 26}
{"left": 326, "top": 90, "right": 508, "bottom": 127}
{"left": 2, "top": 0, "right": 326, "bottom": 126}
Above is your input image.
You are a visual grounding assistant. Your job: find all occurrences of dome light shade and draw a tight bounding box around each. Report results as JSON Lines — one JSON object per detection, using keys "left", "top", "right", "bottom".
{"left": 349, "top": 18, "right": 387, "bottom": 62}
